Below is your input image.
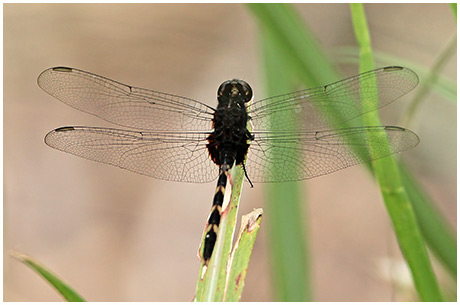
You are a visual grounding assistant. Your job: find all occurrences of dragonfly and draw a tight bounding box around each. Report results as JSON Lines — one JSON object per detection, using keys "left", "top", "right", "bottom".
{"left": 38, "top": 66, "right": 419, "bottom": 264}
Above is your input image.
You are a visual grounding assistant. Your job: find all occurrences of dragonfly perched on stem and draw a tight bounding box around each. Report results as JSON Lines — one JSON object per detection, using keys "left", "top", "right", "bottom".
{"left": 39, "top": 66, "right": 419, "bottom": 264}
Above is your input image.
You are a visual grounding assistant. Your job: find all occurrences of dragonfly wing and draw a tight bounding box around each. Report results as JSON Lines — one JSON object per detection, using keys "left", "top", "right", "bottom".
{"left": 38, "top": 67, "right": 215, "bottom": 131}
{"left": 249, "top": 66, "right": 419, "bottom": 132}
{"left": 246, "top": 126, "right": 419, "bottom": 183}
{"left": 45, "top": 126, "right": 218, "bottom": 183}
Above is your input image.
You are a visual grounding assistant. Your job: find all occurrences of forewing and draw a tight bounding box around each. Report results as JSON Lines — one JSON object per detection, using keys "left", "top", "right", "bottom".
{"left": 246, "top": 126, "right": 419, "bottom": 183}
{"left": 45, "top": 127, "right": 218, "bottom": 183}
{"left": 249, "top": 66, "right": 419, "bottom": 132}
{"left": 38, "top": 67, "right": 215, "bottom": 131}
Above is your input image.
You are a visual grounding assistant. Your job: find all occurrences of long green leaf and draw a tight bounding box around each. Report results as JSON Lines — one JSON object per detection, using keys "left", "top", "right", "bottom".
{"left": 334, "top": 46, "right": 457, "bottom": 103}
{"left": 11, "top": 251, "right": 86, "bottom": 302}
{"left": 350, "top": 4, "right": 443, "bottom": 301}
{"left": 400, "top": 165, "right": 457, "bottom": 277}
{"left": 450, "top": 3, "right": 457, "bottom": 18}
{"left": 402, "top": 35, "right": 457, "bottom": 126}
{"left": 247, "top": 3, "right": 338, "bottom": 88}
{"left": 246, "top": 4, "right": 342, "bottom": 301}
{"left": 335, "top": 44, "right": 457, "bottom": 278}
{"left": 224, "top": 209, "right": 263, "bottom": 302}
{"left": 195, "top": 164, "right": 245, "bottom": 301}
{"left": 261, "top": 27, "right": 311, "bottom": 302}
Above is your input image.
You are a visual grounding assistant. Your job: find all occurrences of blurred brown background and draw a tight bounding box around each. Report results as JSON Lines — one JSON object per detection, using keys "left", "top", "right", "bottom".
{"left": 4, "top": 3, "right": 456, "bottom": 301}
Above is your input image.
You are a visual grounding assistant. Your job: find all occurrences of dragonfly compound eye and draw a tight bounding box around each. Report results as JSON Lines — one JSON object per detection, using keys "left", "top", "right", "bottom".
{"left": 217, "top": 79, "right": 253, "bottom": 104}
{"left": 217, "top": 80, "right": 233, "bottom": 97}
{"left": 238, "top": 80, "right": 253, "bottom": 103}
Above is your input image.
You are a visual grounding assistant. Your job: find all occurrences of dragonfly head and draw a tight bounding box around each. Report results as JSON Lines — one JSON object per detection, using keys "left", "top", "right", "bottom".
{"left": 217, "top": 79, "right": 253, "bottom": 108}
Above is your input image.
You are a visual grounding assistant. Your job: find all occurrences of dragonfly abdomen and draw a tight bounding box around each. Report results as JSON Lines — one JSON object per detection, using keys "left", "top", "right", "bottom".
{"left": 202, "top": 164, "right": 229, "bottom": 263}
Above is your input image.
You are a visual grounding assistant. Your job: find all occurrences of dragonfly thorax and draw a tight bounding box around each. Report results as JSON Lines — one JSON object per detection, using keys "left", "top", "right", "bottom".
{"left": 207, "top": 80, "right": 253, "bottom": 168}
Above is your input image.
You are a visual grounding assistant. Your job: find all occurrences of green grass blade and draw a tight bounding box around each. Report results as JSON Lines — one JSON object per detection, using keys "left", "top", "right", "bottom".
{"left": 450, "top": 3, "right": 457, "bottom": 18}
{"left": 259, "top": 27, "right": 311, "bottom": 302}
{"left": 247, "top": 3, "right": 362, "bottom": 302}
{"left": 334, "top": 46, "right": 457, "bottom": 103}
{"left": 402, "top": 35, "right": 457, "bottom": 126}
{"left": 195, "top": 164, "right": 246, "bottom": 302}
{"left": 350, "top": 4, "right": 443, "bottom": 301}
{"left": 223, "top": 209, "right": 264, "bottom": 302}
{"left": 334, "top": 41, "right": 456, "bottom": 270}
{"left": 246, "top": 4, "right": 341, "bottom": 300}
{"left": 247, "top": 3, "right": 338, "bottom": 87}
{"left": 11, "top": 251, "right": 86, "bottom": 302}
{"left": 400, "top": 164, "right": 457, "bottom": 277}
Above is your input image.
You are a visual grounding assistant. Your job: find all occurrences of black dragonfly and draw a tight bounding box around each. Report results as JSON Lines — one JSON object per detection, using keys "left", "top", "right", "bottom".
{"left": 38, "top": 66, "right": 419, "bottom": 264}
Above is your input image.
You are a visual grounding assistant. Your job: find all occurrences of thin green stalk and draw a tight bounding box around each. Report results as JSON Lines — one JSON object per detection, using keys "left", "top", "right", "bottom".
{"left": 399, "top": 164, "right": 457, "bottom": 277}
{"left": 334, "top": 46, "right": 457, "bottom": 103}
{"left": 350, "top": 4, "right": 443, "bottom": 301}
{"left": 318, "top": 7, "right": 458, "bottom": 283}
{"left": 449, "top": 3, "right": 457, "bottom": 18}
{"left": 195, "top": 164, "right": 245, "bottom": 301}
{"left": 260, "top": 28, "right": 311, "bottom": 302}
{"left": 246, "top": 3, "right": 338, "bottom": 88}
{"left": 402, "top": 34, "right": 457, "bottom": 127}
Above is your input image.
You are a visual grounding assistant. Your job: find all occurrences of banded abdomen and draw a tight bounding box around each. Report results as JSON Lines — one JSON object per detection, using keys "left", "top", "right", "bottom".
{"left": 202, "top": 163, "right": 230, "bottom": 262}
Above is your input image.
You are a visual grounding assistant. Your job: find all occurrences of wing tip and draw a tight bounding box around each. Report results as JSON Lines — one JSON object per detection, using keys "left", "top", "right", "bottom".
{"left": 44, "top": 126, "right": 76, "bottom": 146}
{"left": 51, "top": 66, "right": 73, "bottom": 72}
{"left": 38, "top": 66, "right": 74, "bottom": 88}
{"left": 384, "top": 125, "right": 420, "bottom": 150}
{"left": 383, "top": 65, "right": 420, "bottom": 88}
{"left": 54, "top": 126, "right": 76, "bottom": 132}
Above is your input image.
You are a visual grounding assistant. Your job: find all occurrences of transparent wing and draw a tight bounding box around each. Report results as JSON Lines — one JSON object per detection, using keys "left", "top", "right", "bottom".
{"left": 249, "top": 66, "right": 419, "bottom": 132}
{"left": 38, "top": 67, "right": 215, "bottom": 131}
{"left": 45, "top": 126, "right": 218, "bottom": 183}
{"left": 246, "top": 126, "right": 419, "bottom": 183}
